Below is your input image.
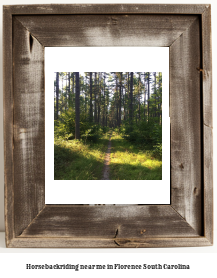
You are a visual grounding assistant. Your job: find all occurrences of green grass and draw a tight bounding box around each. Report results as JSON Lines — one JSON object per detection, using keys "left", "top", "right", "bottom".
{"left": 109, "top": 132, "right": 162, "bottom": 180}
{"left": 54, "top": 131, "right": 162, "bottom": 180}
{"left": 54, "top": 133, "right": 110, "bottom": 180}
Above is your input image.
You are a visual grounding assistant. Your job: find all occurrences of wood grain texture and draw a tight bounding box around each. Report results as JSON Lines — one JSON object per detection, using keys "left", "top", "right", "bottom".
{"left": 3, "top": 4, "right": 212, "bottom": 248}
{"left": 4, "top": 4, "right": 207, "bottom": 15}
{"left": 16, "top": 15, "right": 197, "bottom": 47}
{"left": 170, "top": 17, "right": 202, "bottom": 234}
{"left": 8, "top": 237, "right": 211, "bottom": 248}
{"left": 202, "top": 6, "right": 213, "bottom": 245}
{"left": 202, "top": 6, "right": 212, "bottom": 129}
{"left": 13, "top": 17, "right": 45, "bottom": 237}
{"left": 201, "top": 6, "right": 213, "bottom": 244}
{"left": 3, "top": 7, "right": 14, "bottom": 247}
{"left": 20, "top": 205, "right": 198, "bottom": 238}
{"left": 203, "top": 125, "right": 213, "bottom": 243}
{"left": 8, "top": 237, "right": 212, "bottom": 248}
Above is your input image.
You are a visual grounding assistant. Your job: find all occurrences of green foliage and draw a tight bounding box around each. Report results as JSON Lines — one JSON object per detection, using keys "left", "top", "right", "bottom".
{"left": 54, "top": 131, "right": 162, "bottom": 180}
{"left": 54, "top": 108, "right": 75, "bottom": 139}
{"left": 54, "top": 108, "right": 105, "bottom": 142}
{"left": 109, "top": 132, "right": 162, "bottom": 180}
{"left": 102, "top": 126, "right": 110, "bottom": 133}
{"left": 120, "top": 118, "right": 162, "bottom": 159}
{"left": 54, "top": 72, "right": 163, "bottom": 180}
{"left": 54, "top": 135, "right": 108, "bottom": 180}
{"left": 153, "top": 142, "right": 162, "bottom": 159}
{"left": 81, "top": 124, "right": 103, "bottom": 143}
{"left": 121, "top": 118, "right": 161, "bottom": 145}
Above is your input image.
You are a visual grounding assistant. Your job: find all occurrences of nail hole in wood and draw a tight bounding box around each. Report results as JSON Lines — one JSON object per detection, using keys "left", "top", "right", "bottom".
{"left": 29, "top": 33, "right": 33, "bottom": 52}
{"left": 194, "top": 187, "right": 198, "bottom": 195}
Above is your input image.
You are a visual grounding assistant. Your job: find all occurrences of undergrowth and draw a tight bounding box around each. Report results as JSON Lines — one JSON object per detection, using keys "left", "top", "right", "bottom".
{"left": 54, "top": 130, "right": 162, "bottom": 180}
{"left": 109, "top": 132, "right": 162, "bottom": 180}
{"left": 54, "top": 133, "right": 109, "bottom": 180}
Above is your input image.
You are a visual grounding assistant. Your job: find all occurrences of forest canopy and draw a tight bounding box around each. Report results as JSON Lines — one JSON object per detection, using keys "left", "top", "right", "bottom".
{"left": 54, "top": 72, "right": 162, "bottom": 180}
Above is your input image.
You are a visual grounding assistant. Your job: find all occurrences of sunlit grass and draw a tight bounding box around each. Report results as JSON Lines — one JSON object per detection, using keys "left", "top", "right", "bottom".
{"left": 109, "top": 132, "right": 162, "bottom": 180}
{"left": 54, "top": 134, "right": 109, "bottom": 180}
{"left": 54, "top": 131, "right": 162, "bottom": 180}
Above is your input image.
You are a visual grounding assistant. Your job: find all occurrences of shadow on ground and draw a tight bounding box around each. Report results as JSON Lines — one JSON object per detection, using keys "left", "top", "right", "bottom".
{"left": 54, "top": 138, "right": 162, "bottom": 180}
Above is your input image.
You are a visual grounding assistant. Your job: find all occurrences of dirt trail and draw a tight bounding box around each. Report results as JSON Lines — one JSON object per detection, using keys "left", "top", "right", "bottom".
{"left": 101, "top": 132, "right": 112, "bottom": 180}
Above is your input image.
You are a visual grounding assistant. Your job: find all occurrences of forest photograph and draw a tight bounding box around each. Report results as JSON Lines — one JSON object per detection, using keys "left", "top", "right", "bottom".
{"left": 54, "top": 72, "right": 162, "bottom": 180}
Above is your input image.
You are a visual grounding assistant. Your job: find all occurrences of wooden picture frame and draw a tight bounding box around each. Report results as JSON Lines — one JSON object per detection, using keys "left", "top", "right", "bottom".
{"left": 3, "top": 4, "right": 213, "bottom": 248}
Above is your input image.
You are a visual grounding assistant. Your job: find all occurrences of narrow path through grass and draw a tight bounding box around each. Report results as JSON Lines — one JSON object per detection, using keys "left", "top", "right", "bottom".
{"left": 101, "top": 132, "right": 113, "bottom": 180}
{"left": 54, "top": 130, "right": 162, "bottom": 180}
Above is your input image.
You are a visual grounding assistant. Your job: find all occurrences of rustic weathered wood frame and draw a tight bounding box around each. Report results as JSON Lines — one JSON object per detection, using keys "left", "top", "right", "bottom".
{"left": 4, "top": 4, "right": 212, "bottom": 248}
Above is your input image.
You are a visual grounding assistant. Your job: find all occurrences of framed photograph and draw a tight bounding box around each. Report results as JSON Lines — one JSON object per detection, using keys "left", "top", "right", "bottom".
{"left": 4, "top": 4, "right": 213, "bottom": 247}
{"left": 45, "top": 47, "right": 170, "bottom": 205}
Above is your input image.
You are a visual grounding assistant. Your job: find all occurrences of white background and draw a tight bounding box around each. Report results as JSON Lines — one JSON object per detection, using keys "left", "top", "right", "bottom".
{"left": 0, "top": 0, "right": 216, "bottom": 277}
{"left": 45, "top": 47, "right": 170, "bottom": 204}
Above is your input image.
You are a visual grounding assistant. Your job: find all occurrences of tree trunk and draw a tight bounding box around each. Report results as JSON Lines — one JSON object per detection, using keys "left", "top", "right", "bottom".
{"left": 147, "top": 72, "right": 150, "bottom": 120}
{"left": 103, "top": 72, "right": 106, "bottom": 127}
{"left": 106, "top": 79, "right": 109, "bottom": 127}
{"left": 129, "top": 72, "right": 133, "bottom": 125}
{"left": 98, "top": 72, "right": 101, "bottom": 124}
{"left": 123, "top": 83, "right": 126, "bottom": 121}
{"left": 144, "top": 72, "right": 146, "bottom": 120}
{"left": 138, "top": 73, "right": 141, "bottom": 121}
{"left": 119, "top": 72, "right": 122, "bottom": 126}
{"left": 89, "top": 72, "right": 93, "bottom": 122}
{"left": 115, "top": 74, "right": 118, "bottom": 127}
{"left": 75, "top": 72, "right": 80, "bottom": 140}
{"left": 159, "top": 72, "right": 162, "bottom": 125}
{"left": 68, "top": 72, "right": 71, "bottom": 107}
{"left": 61, "top": 74, "right": 64, "bottom": 113}
{"left": 55, "top": 72, "right": 59, "bottom": 120}
{"left": 154, "top": 72, "right": 157, "bottom": 118}
{"left": 127, "top": 72, "right": 130, "bottom": 121}
{"left": 94, "top": 72, "right": 97, "bottom": 123}
{"left": 72, "top": 73, "right": 75, "bottom": 108}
